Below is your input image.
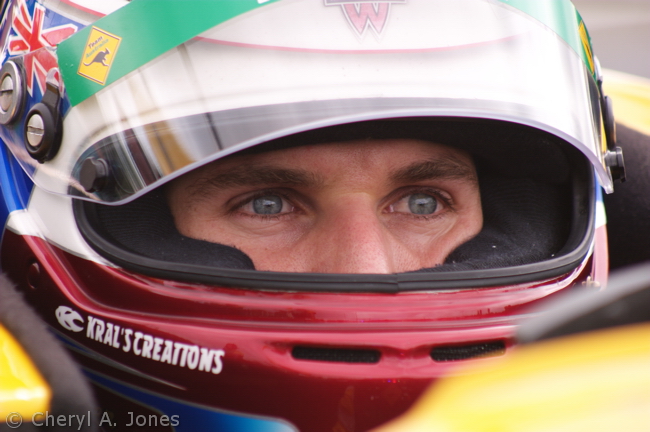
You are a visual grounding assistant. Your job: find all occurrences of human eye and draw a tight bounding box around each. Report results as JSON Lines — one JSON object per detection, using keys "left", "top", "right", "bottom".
{"left": 234, "top": 192, "right": 296, "bottom": 218}
{"left": 386, "top": 190, "right": 450, "bottom": 217}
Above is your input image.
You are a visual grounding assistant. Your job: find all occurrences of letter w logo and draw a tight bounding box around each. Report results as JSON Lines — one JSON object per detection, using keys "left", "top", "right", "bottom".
{"left": 325, "top": 1, "right": 406, "bottom": 38}
{"left": 343, "top": 3, "right": 390, "bottom": 36}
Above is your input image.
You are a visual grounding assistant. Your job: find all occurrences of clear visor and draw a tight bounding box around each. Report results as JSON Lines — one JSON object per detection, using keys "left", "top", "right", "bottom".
{"left": 3, "top": 0, "right": 608, "bottom": 204}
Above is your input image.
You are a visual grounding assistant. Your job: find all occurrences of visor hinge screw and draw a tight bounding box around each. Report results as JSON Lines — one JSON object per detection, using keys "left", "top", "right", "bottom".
{"left": 0, "top": 60, "right": 26, "bottom": 125}
{"left": 0, "top": 74, "right": 14, "bottom": 111}
{"left": 605, "top": 146, "right": 626, "bottom": 183}
{"left": 24, "top": 70, "right": 62, "bottom": 163}
{"left": 79, "top": 157, "right": 109, "bottom": 193}
{"left": 25, "top": 113, "right": 45, "bottom": 147}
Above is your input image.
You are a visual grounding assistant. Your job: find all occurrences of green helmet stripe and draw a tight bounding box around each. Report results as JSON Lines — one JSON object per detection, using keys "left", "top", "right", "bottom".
{"left": 58, "top": 0, "right": 280, "bottom": 106}
{"left": 497, "top": 0, "right": 595, "bottom": 77}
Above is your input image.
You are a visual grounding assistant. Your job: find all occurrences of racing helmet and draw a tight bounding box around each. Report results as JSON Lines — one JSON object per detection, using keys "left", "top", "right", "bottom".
{"left": 0, "top": 0, "right": 623, "bottom": 431}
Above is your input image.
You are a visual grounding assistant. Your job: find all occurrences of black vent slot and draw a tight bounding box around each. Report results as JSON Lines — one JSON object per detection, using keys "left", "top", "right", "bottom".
{"left": 292, "top": 346, "right": 381, "bottom": 364}
{"left": 431, "top": 341, "right": 506, "bottom": 362}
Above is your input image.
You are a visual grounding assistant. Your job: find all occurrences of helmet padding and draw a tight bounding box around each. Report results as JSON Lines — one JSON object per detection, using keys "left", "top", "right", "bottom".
{"left": 77, "top": 119, "right": 579, "bottom": 275}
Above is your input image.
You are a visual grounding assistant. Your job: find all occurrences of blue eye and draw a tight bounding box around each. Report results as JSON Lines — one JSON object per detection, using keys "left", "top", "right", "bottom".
{"left": 253, "top": 195, "right": 283, "bottom": 214}
{"left": 408, "top": 193, "right": 437, "bottom": 215}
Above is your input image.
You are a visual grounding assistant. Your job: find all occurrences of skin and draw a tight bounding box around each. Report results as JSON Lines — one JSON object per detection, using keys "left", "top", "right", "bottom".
{"left": 167, "top": 139, "right": 483, "bottom": 274}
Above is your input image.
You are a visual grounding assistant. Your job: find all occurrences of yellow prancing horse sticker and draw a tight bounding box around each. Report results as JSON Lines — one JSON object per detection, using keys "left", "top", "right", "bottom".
{"left": 77, "top": 27, "right": 121, "bottom": 85}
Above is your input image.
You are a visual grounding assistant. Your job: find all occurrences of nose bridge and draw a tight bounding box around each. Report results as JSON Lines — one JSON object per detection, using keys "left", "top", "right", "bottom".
{"left": 312, "top": 195, "right": 394, "bottom": 274}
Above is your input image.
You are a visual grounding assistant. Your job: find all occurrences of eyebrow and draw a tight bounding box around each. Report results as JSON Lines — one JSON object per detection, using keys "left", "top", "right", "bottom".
{"left": 188, "top": 165, "right": 323, "bottom": 198}
{"left": 188, "top": 154, "right": 476, "bottom": 198}
{"left": 390, "top": 157, "right": 478, "bottom": 185}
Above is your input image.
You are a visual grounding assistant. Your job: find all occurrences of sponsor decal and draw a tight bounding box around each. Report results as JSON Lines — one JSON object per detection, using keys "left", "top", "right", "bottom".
{"left": 56, "top": 306, "right": 225, "bottom": 375}
{"left": 59, "top": 0, "right": 282, "bottom": 106}
{"left": 7, "top": 0, "right": 77, "bottom": 95}
{"left": 325, "top": 0, "right": 406, "bottom": 38}
{"left": 55, "top": 306, "right": 85, "bottom": 332}
{"left": 77, "top": 26, "right": 121, "bottom": 85}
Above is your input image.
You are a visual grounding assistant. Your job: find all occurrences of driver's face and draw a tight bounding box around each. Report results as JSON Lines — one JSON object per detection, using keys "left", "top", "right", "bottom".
{"left": 167, "top": 139, "right": 482, "bottom": 273}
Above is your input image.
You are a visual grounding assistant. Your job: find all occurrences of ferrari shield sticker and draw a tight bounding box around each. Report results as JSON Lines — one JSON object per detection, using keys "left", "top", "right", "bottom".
{"left": 77, "top": 26, "right": 121, "bottom": 85}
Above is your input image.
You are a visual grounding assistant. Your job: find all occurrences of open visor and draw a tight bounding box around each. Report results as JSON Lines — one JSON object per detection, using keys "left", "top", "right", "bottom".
{"left": 1, "top": 0, "right": 610, "bottom": 204}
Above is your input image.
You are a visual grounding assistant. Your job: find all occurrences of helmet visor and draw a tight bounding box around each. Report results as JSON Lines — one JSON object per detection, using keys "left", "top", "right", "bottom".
{"left": 1, "top": 0, "right": 608, "bottom": 203}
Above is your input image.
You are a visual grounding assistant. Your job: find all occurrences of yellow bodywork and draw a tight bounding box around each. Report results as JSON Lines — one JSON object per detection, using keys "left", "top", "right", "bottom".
{"left": 373, "top": 323, "right": 650, "bottom": 432}
{"left": 0, "top": 324, "right": 51, "bottom": 421}
{"left": 603, "top": 69, "right": 650, "bottom": 136}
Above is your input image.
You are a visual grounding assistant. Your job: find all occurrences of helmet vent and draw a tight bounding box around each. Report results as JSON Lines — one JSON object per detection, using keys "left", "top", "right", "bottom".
{"left": 292, "top": 346, "right": 381, "bottom": 364}
{"left": 431, "top": 341, "right": 506, "bottom": 362}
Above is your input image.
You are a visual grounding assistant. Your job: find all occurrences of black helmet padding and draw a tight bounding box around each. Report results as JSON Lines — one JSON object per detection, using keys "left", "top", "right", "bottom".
{"left": 77, "top": 119, "right": 579, "bottom": 276}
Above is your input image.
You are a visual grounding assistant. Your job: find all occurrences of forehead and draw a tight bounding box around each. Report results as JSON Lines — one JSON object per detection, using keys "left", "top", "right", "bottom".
{"left": 209, "top": 138, "right": 475, "bottom": 174}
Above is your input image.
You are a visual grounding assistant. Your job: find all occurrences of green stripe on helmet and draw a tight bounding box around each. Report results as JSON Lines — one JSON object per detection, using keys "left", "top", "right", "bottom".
{"left": 58, "top": 0, "right": 281, "bottom": 106}
{"left": 497, "top": 0, "right": 596, "bottom": 78}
